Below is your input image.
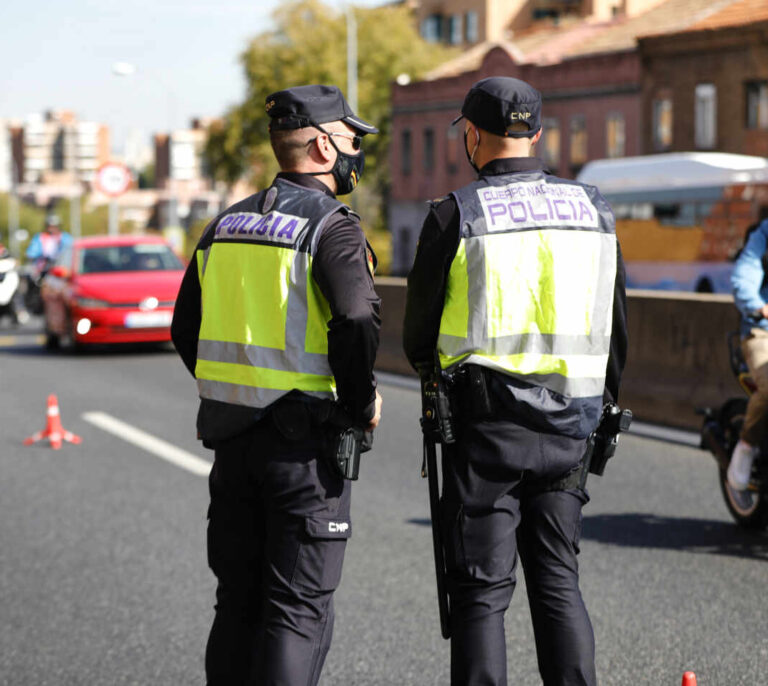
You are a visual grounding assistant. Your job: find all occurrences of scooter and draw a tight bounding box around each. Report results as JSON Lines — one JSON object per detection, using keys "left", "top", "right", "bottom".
{"left": 22, "top": 257, "right": 53, "bottom": 316}
{"left": 699, "top": 331, "right": 768, "bottom": 529}
{"left": 0, "top": 251, "right": 21, "bottom": 326}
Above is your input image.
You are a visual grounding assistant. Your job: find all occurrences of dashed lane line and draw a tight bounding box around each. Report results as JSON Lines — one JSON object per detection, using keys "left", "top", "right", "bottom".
{"left": 0, "top": 334, "right": 45, "bottom": 347}
{"left": 82, "top": 411, "right": 211, "bottom": 477}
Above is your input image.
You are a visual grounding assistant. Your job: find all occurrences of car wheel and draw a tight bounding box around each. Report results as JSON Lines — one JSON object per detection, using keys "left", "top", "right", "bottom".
{"left": 45, "top": 329, "right": 60, "bottom": 350}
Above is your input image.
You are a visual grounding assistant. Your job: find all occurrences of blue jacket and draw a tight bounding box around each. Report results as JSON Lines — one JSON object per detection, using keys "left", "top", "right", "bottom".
{"left": 25, "top": 231, "right": 73, "bottom": 261}
{"left": 731, "top": 219, "right": 768, "bottom": 336}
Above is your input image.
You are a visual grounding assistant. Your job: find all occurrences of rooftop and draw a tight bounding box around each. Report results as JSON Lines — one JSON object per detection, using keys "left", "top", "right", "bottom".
{"left": 425, "top": 0, "right": 743, "bottom": 79}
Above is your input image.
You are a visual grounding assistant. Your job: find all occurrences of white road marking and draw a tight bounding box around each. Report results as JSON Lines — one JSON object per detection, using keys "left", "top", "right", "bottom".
{"left": 82, "top": 411, "right": 211, "bottom": 477}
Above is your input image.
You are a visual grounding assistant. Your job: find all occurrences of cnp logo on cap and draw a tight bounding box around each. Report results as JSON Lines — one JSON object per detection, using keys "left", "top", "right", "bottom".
{"left": 452, "top": 76, "right": 542, "bottom": 139}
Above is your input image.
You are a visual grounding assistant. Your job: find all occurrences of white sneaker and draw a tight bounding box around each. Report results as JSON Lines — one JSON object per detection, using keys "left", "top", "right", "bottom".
{"left": 727, "top": 440, "right": 758, "bottom": 491}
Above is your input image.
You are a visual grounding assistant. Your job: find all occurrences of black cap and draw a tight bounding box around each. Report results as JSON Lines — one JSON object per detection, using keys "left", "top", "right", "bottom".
{"left": 452, "top": 77, "right": 541, "bottom": 138}
{"left": 266, "top": 84, "right": 378, "bottom": 135}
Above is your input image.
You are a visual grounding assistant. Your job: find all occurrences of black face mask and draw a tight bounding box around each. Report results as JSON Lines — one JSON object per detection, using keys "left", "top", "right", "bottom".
{"left": 464, "top": 129, "right": 480, "bottom": 174}
{"left": 309, "top": 124, "right": 365, "bottom": 196}
{"left": 328, "top": 136, "right": 365, "bottom": 195}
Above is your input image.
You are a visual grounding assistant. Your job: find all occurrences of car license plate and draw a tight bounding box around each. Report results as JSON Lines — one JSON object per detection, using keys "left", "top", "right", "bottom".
{"left": 124, "top": 311, "right": 173, "bottom": 328}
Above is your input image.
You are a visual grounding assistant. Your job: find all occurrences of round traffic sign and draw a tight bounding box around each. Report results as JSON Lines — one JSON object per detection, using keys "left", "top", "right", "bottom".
{"left": 95, "top": 162, "right": 132, "bottom": 197}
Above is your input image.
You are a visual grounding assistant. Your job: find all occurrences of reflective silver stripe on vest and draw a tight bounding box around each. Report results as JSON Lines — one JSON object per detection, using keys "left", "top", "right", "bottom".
{"left": 439, "top": 331, "right": 612, "bottom": 358}
{"left": 196, "top": 338, "right": 331, "bottom": 376}
{"left": 197, "top": 380, "right": 333, "bottom": 408}
{"left": 461, "top": 355, "right": 607, "bottom": 398}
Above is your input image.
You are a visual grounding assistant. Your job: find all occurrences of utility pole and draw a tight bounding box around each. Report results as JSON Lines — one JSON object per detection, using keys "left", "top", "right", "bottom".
{"left": 346, "top": 4, "right": 359, "bottom": 213}
{"left": 70, "top": 190, "right": 81, "bottom": 239}
{"left": 9, "top": 158, "right": 19, "bottom": 258}
{"left": 347, "top": 5, "right": 358, "bottom": 113}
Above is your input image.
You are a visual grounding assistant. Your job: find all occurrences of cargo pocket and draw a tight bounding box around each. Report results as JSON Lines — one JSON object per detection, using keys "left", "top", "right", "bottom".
{"left": 292, "top": 514, "right": 352, "bottom": 592}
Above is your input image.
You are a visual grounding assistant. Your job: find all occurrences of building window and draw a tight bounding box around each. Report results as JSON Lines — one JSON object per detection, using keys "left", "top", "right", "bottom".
{"left": 652, "top": 98, "right": 673, "bottom": 151}
{"left": 421, "top": 14, "right": 442, "bottom": 43}
{"left": 446, "top": 125, "right": 459, "bottom": 174}
{"left": 570, "top": 115, "right": 587, "bottom": 169}
{"left": 423, "top": 128, "right": 435, "bottom": 171}
{"left": 606, "top": 112, "right": 626, "bottom": 158}
{"left": 746, "top": 81, "right": 768, "bottom": 130}
{"left": 401, "top": 129, "right": 412, "bottom": 176}
{"left": 465, "top": 11, "right": 479, "bottom": 43}
{"left": 448, "top": 14, "right": 463, "bottom": 44}
{"left": 695, "top": 84, "right": 717, "bottom": 149}
{"left": 540, "top": 117, "right": 560, "bottom": 169}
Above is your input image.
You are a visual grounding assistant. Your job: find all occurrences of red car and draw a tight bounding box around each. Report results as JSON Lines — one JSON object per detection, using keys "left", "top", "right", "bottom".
{"left": 41, "top": 234, "right": 185, "bottom": 349}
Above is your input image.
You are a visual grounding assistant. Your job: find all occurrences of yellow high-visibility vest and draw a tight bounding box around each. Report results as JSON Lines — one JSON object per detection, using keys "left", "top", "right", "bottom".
{"left": 195, "top": 179, "right": 350, "bottom": 409}
{"left": 439, "top": 174, "right": 617, "bottom": 401}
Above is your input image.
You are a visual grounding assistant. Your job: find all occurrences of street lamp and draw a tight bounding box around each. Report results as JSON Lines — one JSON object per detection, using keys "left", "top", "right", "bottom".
{"left": 111, "top": 62, "right": 136, "bottom": 77}
{"left": 111, "top": 62, "right": 179, "bottom": 230}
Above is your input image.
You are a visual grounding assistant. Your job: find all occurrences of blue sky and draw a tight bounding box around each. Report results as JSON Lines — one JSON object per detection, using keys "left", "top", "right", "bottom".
{"left": 1, "top": 0, "right": 384, "bottom": 152}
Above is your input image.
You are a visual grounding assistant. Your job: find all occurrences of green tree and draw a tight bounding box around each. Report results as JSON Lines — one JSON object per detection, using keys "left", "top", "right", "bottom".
{"left": 0, "top": 194, "right": 46, "bottom": 257}
{"left": 204, "top": 0, "right": 454, "bottom": 272}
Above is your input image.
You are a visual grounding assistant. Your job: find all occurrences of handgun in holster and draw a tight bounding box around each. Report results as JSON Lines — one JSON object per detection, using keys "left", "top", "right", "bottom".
{"left": 330, "top": 426, "right": 373, "bottom": 480}
{"left": 580, "top": 402, "right": 633, "bottom": 489}
{"left": 320, "top": 402, "right": 373, "bottom": 481}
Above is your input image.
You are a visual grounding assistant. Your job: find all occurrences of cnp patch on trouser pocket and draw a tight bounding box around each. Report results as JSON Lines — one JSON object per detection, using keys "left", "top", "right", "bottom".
{"left": 292, "top": 515, "right": 352, "bottom": 591}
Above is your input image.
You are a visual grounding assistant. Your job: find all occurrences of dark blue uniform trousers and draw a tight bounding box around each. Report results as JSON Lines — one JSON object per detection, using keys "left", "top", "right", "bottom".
{"left": 205, "top": 420, "right": 351, "bottom": 686}
{"left": 441, "top": 419, "right": 597, "bottom": 686}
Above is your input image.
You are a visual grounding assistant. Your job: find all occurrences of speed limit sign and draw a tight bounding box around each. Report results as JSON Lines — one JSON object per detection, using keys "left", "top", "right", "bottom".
{"left": 95, "top": 162, "right": 132, "bottom": 197}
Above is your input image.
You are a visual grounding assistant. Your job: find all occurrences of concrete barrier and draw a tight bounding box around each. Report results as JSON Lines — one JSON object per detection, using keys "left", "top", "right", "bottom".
{"left": 374, "top": 278, "right": 743, "bottom": 431}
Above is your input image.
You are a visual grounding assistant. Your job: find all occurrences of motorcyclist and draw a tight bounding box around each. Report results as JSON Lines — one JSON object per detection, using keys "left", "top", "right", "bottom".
{"left": 729, "top": 219, "right": 768, "bottom": 490}
{"left": 26, "top": 214, "right": 72, "bottom": 264}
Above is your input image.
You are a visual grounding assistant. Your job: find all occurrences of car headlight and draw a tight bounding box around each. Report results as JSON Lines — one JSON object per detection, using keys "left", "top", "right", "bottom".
{"left": 75, "top": 297, "right": 110, "bottom": 308}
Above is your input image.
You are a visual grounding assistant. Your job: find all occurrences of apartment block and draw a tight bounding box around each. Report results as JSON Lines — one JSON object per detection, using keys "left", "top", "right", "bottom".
{"left": 639, "top": 0, "right": 768, "bottom": 157}
{"left": 390, "top": 0, "right": 743, "bottom": 275}
{"left": 154, "top": 118, "right": 212, "bottom": 190}
{"left": 20, "top": 110, "right": 109, "bottom": 185}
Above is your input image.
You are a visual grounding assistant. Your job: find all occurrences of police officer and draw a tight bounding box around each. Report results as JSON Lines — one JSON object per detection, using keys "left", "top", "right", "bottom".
{"left": 171, "top": 84, "right": 382, "bottom": 686}
{"left": 404, "top": 77, "right": 628, "bottom": 686}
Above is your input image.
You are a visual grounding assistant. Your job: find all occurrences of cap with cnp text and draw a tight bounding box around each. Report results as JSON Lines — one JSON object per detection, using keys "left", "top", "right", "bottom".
{"left": 452, "top": 77, "right": 541, "bottom": 138}
{"left": 266, "top": 84, "right": 378, "bottom": 135}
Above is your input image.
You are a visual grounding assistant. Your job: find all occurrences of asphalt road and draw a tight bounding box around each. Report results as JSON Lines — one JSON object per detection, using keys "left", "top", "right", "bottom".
{"left": 1, "top": 322, "right": 767, "bottom": 686}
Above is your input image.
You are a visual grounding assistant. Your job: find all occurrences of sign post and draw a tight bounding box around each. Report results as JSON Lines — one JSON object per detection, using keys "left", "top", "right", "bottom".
{"left": 94, "top": 162, "right": 132, "bottom": 236}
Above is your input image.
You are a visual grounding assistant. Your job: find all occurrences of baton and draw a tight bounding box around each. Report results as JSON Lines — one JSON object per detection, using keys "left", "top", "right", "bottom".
{"left": 423, "top": 436, "right": 451, "bottom": 640}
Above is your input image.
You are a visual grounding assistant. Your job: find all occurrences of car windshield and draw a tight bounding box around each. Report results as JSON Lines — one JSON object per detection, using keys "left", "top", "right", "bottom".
{"left": 79, "top": 244, "right": 183, "bottom": 274}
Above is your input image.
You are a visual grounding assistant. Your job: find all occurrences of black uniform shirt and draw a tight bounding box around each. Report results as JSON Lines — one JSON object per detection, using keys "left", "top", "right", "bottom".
{"left": 172, "top": 172, "right": 381, "bottom": 441}
{"left": 403, "top": 156, "right": 628, "bottom": 406}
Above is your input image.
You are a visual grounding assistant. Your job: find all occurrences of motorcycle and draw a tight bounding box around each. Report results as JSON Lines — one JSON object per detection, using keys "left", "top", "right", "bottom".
{"left": 0, "top": 251, "right": 21, "bottom": 326}
{"left": 22, "top": 257, "right": 54, "bottom": 316}
{"left": 699, "top": 331, "right": 768, "bottom": 529}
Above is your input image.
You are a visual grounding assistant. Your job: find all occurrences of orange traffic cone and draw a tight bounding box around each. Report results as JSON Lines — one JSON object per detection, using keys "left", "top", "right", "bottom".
{"left": 682, "top": 672, "right": 697, "bottom": 686}
{"left": 23, "top": 394, "right": 82, "bottom": 450}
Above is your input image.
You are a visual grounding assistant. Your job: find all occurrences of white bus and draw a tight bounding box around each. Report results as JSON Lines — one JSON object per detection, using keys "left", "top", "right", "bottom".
{"left": 577, "top": 153, "right": 768, "bottom": 293}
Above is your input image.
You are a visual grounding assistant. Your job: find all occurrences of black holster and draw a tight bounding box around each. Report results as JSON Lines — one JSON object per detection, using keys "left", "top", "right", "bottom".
{"left": 317, "top": 400, "right": 373, "bottom": 481}
{"left": 269, "top": 396, "right": 372, "bottom": 481}
{"left": 450, "top": 364, "right": 493, "bottom": 421}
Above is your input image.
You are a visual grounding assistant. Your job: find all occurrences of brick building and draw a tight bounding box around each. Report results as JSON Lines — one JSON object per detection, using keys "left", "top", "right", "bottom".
{"left": 389, "top": 0, "right": 738, "bottom": 274}
{"left": 639, "top": 0, "right": 768, "bottom": 157}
